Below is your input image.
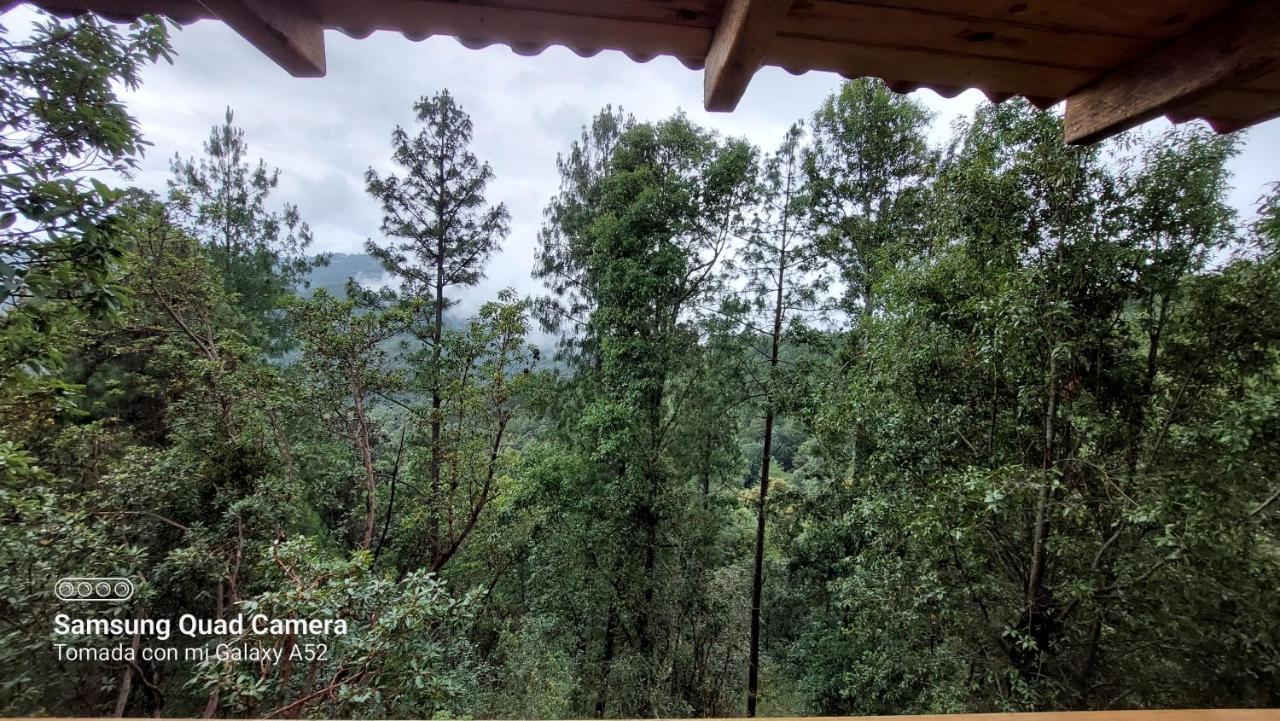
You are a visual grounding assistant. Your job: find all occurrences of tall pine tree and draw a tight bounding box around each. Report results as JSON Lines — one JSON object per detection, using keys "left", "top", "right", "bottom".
{"left": 364, "top": 89, "right": 510, "bottom": 571}
{"left": 168, "top": 108, "right": 317, "bottom": 351}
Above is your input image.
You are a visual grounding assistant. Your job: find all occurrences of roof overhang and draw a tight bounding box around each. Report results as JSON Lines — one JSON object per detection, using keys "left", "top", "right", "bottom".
{"left": 18, "top": 0, "right": 1280, "bottom": 143}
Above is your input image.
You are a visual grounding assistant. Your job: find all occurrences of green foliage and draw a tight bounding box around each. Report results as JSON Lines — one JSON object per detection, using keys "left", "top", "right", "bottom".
{"left": 533, "top": 105, "right": 634, "bottom": 366}
{"left": 0, "top": 11, "right": 170, "bottom": 379}
{"left": 806, "top": 78, "right": 935, "bottom": 317}
{"left": 777, "top": 103, "right": 1280, "bottom": 714}
{"left": 193, "top": 539, "right": 477, "bottom": 718}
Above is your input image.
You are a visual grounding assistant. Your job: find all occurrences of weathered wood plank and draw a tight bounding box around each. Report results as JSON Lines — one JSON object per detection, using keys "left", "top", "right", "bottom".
{"left": 1240, "top": 65, "right": 1280, "bottom": 92}
{"left": 704, "top": 0, "right": 795, "bottom": 110}
{"left": 1064, "top": 0, "right": 1280, "bottom": 144}
{"left": 823, "top": 0, "right": 1235, "bottom": 39}
{"left": 1172, "top": 87, "right": 1280, "bottom": 121}
{"left": 197, "top": 0, "right": 325, "bottom": 77}
{"left": 29, "top": 0, "right": 211, "bottom": 24}
{"left": 399, "top": 0, "right": 724, "bottom": 29}
{"left": 784, "top": 1, "right": 1152, "bottom": 71}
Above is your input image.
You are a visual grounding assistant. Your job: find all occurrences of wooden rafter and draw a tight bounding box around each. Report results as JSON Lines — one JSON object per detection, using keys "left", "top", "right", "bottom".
{"left": 197, "top": 0, "right": 325, "bottom": 77}
{"left": 704, "top": 0, "right": 794, "bottom": 111}
{"left": 1063, "top": 0, "right": 1280, "bottom": 144}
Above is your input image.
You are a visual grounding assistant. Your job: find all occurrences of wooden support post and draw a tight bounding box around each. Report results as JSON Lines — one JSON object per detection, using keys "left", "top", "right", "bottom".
{"left": 1064, "top": 0, "right": 1280, "bottom": 144}
{"left": 703, "top": 0, "right": 793, "bottom": 112}
{"left": 197, "top": 0, "right": 325, "bottom": 77}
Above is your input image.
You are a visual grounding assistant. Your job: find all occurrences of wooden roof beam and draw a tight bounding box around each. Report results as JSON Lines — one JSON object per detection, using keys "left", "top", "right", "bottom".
{"left": 1064, "top": 0, "right": 1280, "bottom": 144}
{"left": 197, "top": 0, "right": 326, "bottom": 77}
{"left": 703, "top": 0, "right": 794, "bottom": 111}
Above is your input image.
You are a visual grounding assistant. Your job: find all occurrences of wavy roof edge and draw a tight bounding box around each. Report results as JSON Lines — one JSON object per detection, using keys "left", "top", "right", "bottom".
{"left": 19, "top": 0, "right": 1280, "bottom": 143}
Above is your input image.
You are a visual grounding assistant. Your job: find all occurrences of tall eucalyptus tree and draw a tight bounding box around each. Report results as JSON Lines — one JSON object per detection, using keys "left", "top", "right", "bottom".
{"left": 805, "top": 79, "right": 934, "bottom": 323}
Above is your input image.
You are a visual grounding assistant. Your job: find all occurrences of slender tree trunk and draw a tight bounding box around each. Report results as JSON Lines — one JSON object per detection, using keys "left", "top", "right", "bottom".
{"left": 113, "top": 626, "right": 142, "bottom": 716}
{"left": 637, "top": 480, "right": 659, "bottom": 717}
{"left": 746, "top": 407, "right": 774, "bottom": 717}
{"left": 1128, "top": 295, "right": 1168, "bottom": 477}
{"left": 864, "top": 280, "right": 874, "bottom": 327}
{"left": 354, "top": 390, "right": 377, "bottom": 550}
{"left": 429, "top": 236, "right": 445, "bottom": 565}
{"left": 636, "top": 382, "right": 664, "bottom": 717}
{"left": 748, "top": 242, "right": 786, "bottom": 717}
{"left": 1027, "top": 351, "right": 1057, "bottom": 612}
{"left": 702, "top": 429, "right": 712, "bottom": 498}
{"left": 202, "top": 582, "right": 225, "bottom": 718}
{"left": 594, "top": 605, "right": 620, "bottom": 718}
{"left": 374, "top": 426, "right": 407, "bottom": 564}
{"left": 428, "top": 416, "right": 508, "bottom": 574}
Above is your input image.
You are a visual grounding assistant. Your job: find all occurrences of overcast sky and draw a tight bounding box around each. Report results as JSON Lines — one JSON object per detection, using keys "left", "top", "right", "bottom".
{"left": 11, "top": 8, "right": 1280, "bottom": 314}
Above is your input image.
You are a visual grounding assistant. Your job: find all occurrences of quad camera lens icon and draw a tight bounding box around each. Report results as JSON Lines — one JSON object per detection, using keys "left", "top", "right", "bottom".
{"left": 55, "top": 577, "right": 134, "bottom": 602}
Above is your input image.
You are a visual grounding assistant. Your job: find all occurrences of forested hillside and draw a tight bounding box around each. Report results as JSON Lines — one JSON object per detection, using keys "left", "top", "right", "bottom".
{"left": 2, "top": 13, "right": 1279, "bottom": 719}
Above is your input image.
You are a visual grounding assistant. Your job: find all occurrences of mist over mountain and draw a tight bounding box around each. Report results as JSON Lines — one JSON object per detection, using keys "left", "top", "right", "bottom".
{"left": 301, "top": 254, "right": 528, "bottom": 344}
{"left": 301, "top": 253, "right": 390, "bottom": 297}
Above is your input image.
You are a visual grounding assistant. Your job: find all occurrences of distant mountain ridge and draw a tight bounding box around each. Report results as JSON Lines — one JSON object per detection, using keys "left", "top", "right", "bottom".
{"left": 301, "top": 253, "right": 387, "bottom": 297}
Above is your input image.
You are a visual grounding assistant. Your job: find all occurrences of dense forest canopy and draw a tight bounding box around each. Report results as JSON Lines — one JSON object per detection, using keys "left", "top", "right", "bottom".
{"left": 2, "top": 11, "right": 1279, "bottom": 719}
